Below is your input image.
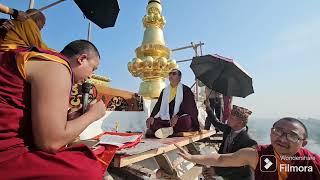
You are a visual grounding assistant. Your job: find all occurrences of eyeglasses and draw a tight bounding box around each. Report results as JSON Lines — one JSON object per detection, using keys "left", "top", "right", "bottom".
{"left": 169, "top": 71, "right": 178, "bottom": 76}
{"left": 271, "top": 127, "right": 305, "bottom": 143}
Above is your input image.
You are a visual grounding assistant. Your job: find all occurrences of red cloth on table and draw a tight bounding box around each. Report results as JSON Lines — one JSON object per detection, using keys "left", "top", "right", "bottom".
{"left": 93, "top": 132, "right": 143, "bottom": 169}
{"left": 0, "top": 49, "right": 104, "bottom": 179}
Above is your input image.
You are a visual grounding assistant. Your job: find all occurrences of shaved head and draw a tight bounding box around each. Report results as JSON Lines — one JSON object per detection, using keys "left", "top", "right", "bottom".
{"left": 273, "top": 117, "right": 308, "bottom": 138}
{"left": 271, "top": 117, "right": 308, "bottom": 156}
{"left": 26, "top": 9, "right": 46, "bottom": 30}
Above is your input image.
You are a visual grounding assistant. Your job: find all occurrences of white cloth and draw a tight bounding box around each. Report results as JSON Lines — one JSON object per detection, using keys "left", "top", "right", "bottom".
{"left": 157, "top": 83, "right": 183, "bottom": 120}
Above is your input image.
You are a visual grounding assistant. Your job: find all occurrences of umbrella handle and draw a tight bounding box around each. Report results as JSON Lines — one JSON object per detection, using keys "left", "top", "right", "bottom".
{"left": 27, "top": 0, "right": 66, "bottom": 16}
{"left": 208, "top": 89, "right": 213, "bottom": 97}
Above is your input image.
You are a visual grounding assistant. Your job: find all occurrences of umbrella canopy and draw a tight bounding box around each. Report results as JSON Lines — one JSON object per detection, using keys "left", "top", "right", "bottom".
{"left": 190, "top": 54, "right": 254, "bottom": 98}
{"left": 74, "top": 0, "right": 120, "bottom": 28}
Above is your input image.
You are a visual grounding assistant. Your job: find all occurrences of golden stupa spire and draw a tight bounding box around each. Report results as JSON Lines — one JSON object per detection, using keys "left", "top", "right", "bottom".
{"left": 128, "top": 0, "right": 178, "bottom": 98}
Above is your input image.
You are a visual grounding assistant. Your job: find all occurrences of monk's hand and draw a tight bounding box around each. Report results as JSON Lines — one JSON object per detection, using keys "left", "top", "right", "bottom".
{"left": 67, "top": 107, "right": 82, "bottom": 120}
{"left": 174, "top": 144, "right": 192, "bottom": 161}
{"left": 169, "top": 115, "right": 179, "bottom": 127}
{"left": 146, "top": 117, "right": 154, "bottom": 128}
{"left": 87, "top": 100, "right": 106, "bottom": 120}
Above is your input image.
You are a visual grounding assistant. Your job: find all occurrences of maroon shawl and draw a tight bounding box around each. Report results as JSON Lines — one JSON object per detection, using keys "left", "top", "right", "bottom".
{"left": 255, "top": 144, "right": 320, "bottom": 180}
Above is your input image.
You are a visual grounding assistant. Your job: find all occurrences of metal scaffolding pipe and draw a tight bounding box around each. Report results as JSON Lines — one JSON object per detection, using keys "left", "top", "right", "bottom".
{"left": 29, "top": 0, "right": 35, "bottom": 9}
{"left": 171, "top": 42, "right": 204, "bottom": 52}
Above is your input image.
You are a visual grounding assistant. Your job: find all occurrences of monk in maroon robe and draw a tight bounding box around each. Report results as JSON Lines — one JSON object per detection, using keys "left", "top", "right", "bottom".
{"left": 176, "top": 117, "right": 320, "bottom": 180}
{"left": 0, "top": 40, "right": 106, "bottom": 179}
{"left": 146, "top": 69, "right": 199, "bottom": 138}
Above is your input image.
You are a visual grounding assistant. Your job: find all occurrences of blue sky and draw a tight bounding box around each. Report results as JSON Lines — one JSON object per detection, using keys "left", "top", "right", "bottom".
{"left": 1, "top": 0, "right": 319, "bottom": 119}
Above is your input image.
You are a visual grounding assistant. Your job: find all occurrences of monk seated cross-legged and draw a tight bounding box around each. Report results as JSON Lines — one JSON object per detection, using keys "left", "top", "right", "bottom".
{"left": 146, "top": 69, "right": 200, "bottom": 138}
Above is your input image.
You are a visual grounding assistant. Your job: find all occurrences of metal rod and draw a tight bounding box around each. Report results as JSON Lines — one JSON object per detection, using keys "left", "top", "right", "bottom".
{"left": 87, "top": 22, "right": 92, "bottom": 41}
{"left": 27, "top": 0, "right": 66, "bottom": 16}
{"left": 39, "top": 0, "right": 65, "bottom": 11}
{"left": 176, "top": 58, "right": 192, "bottom": 63}
{"left": 171, "top": 42, "right": 204, "bottom": 52}
{"left": 171, "top": 45, "right": 194, "bottom": 51}
{"left": 171, "top": 41, "right": 205, "bottom": 100}
{"left": 190, "top": 81, "right": 196, "bottom": 89}
{"left": 195, "top": 80, "right": 199, "bottom": 101}
{"left": 191, "top": 42, "right": 198, "bottom": 56}
{"left": 29, "top": 0, "right": 35, "bottom": 9}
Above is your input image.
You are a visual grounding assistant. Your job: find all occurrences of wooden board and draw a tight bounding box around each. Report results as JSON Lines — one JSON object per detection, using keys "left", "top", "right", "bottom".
{"left": 175, "top": 131, "right": 201, "bottom": 137}
{"left": 112, "top": 130, "right": 215, "bottom": 168}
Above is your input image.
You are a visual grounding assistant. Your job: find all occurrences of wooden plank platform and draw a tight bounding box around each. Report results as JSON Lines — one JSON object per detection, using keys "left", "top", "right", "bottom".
{"left": 112, "top": 130, "right": 215, "bottom": 168}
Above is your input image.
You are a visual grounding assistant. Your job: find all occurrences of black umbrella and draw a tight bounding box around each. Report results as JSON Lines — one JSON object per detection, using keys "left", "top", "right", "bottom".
{"left": 74, "top": 0, "right": 120, "bottom": 28}
{"left": 35, "top": 0, "right": 120, "bottom": 29}
{"left": 190, "top": 54, "right": 254, "bottom": 98}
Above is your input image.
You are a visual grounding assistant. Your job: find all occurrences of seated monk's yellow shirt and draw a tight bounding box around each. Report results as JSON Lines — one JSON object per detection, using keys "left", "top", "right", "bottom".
{"left": 0, "top": 18, "right": 48, "bottom": 51}
{"left": 169, "top": 85, "right": 177, "bottom": 102}
{"left": 274, "top": 150, "right": 291, "bottom": 180}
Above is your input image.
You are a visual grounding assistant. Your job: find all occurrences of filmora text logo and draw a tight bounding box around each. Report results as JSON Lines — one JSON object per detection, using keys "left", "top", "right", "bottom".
{"left": 260, "top": 155, "right": 277, "bottom": 172}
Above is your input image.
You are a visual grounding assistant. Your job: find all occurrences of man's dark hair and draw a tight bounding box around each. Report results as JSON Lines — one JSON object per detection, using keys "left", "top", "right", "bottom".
{"left": 273, "top": 117, "right": 308, "bottom": 139}
{"left": 171, "top": 68, "right": 182, "bottom": 76}
{"left": 60, "top": 40, "right": 100, "bottom": 59}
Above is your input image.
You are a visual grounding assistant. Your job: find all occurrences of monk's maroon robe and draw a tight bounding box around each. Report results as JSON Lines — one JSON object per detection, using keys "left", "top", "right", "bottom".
{"left": 149, "top": 84, "right": 199, "bottom": 134}
{"left": 0, "top": 49, "right": 104, "bottom": 179}
{"left": 255, "top": 144, "right": 320, "bottom": 180}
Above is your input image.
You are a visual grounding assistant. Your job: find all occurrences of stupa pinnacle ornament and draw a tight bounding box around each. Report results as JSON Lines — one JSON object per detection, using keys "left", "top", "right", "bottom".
{"left": 128, "top": 0, "right": 177, "bottom": 98}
